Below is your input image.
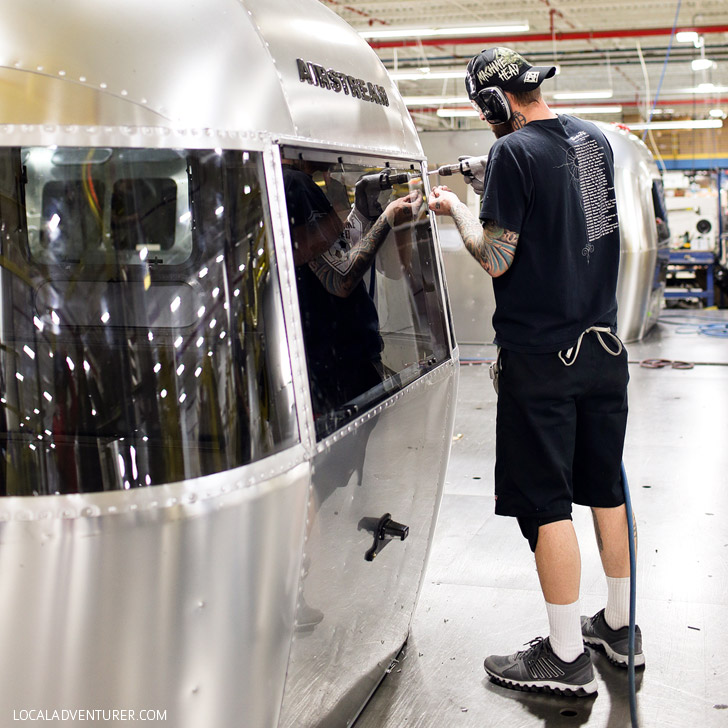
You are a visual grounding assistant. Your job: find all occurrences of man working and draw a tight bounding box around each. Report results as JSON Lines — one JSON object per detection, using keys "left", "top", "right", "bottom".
{"left": 428, "top": 47, "right": 643, "bottom": 697}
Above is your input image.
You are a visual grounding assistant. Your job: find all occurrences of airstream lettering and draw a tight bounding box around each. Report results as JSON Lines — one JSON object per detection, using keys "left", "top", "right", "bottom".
{"left": 0, "top": 1, "right": 456, "bottom": 727}
{"left": 296, "top": 58, "right": 389, "bottom": 106}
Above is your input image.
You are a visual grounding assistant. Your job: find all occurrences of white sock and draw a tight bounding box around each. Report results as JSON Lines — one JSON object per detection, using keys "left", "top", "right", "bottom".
{"left": 604, "top": 576, "right": 631, "bottom": 630}
{"left": 545, "top": 601, "right": 584, "bottom": 663}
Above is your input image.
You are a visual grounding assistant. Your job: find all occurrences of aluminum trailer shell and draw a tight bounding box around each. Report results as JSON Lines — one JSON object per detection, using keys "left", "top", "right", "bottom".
{"left": 0, "top": 1, "right": 457, "bottom": 727}
{"left": 596, "top": 124, "right": 667, "bottom": 342}
{"left": 0, "top": 0, "right": 421, "bottom": 156}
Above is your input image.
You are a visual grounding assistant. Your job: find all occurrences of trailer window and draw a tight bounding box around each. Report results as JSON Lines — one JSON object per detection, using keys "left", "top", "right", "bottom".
{"left": 281, "top": 151, "right": 449, "bottom": 439}
{"left": 0, "top": 146, "right": 297, "bottom": 495}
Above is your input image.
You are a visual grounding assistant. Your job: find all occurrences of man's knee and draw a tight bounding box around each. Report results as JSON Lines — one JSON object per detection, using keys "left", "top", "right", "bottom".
{"left": 517, "top": 514, "right": 573, "bottom": 552}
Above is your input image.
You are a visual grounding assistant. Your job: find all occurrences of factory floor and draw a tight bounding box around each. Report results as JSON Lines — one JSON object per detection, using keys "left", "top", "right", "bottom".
{"left": 354, "top": 308, "right": 728, "bottom": 728}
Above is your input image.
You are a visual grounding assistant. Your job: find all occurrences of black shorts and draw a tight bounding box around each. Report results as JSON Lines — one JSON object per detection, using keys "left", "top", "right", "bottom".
{"left": 494, "top": 332, "right": 629, "bottom": 518}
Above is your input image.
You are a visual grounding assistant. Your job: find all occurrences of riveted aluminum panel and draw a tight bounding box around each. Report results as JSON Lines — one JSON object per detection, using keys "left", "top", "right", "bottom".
{"left": 279, "top": 362, "right": 458, "bottom": 728}
{"left": 0, "top": 456, "right": 310, "bottom": 728}
{"left": 0, "top": 2, "right": 456, "bottom": 727}
{"left": 0, "top": 0, "right": 421, "bottom": 157}
{"left": 245, "top": 0, "right": 422, "bottom": 157}
{"left": 0, "top": 0, "right": 295, "bottom": 137}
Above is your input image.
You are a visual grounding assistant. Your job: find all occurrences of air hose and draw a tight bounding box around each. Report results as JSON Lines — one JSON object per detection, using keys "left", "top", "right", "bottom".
{"left": 621, "top": 461, "right": 639, "bottom": 728}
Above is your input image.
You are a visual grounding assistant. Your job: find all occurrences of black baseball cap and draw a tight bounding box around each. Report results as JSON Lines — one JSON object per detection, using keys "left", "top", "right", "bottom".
{"left": 465, "top": 47, "right": 556, "bottom": 98}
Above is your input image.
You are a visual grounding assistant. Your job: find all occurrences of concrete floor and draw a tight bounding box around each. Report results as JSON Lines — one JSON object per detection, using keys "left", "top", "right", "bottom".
{"left": 355, "top": 310, "right": 728, "bottom": 728}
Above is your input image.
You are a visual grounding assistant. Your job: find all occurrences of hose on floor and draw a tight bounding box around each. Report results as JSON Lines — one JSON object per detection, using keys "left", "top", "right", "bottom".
{"left": 621, "top": 462, "right": 639, "bottom": 728}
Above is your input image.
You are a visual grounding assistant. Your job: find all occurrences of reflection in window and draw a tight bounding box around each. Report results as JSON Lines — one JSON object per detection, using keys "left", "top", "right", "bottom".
{"left": 0, "top": 146, "right": 297, "bottom": 496}
{"left": 281, "top": 152, "right": 450, "bottom": 439}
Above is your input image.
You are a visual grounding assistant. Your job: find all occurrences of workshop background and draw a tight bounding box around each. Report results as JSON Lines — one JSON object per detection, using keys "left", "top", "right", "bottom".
{"left": 322, "top": 2, "right": 728, "bottom": 727}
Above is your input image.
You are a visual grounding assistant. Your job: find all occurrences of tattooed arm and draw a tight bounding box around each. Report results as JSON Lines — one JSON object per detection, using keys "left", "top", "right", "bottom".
{"left": 308, "top": 214, "right": 391, "bottom": 297}
{"left": 451, "top": 203, "right": 518, "bottom": 277}
{"left": 429, "top": 187, "right": 518, "bottom": 277}
{"left": 308, "top": 191, "right": 421, "bottom": 298}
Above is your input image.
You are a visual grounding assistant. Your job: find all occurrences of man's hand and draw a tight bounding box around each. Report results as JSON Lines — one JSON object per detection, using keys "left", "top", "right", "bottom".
{"left": 384, "top": 190, "right": 423, "bottom": 227}
{"left": 428, "top": 186, "right": 461, "bottom": 216}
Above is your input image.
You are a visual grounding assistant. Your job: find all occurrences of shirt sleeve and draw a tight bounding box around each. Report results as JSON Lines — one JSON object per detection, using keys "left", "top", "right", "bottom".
{"left": 479, "top": 139, "right": 531, "bottom": 234}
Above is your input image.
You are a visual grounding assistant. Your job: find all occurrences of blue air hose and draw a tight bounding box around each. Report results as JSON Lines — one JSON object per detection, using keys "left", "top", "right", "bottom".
{"left": 621, "top": 461, "right": 639, "bottom": 728}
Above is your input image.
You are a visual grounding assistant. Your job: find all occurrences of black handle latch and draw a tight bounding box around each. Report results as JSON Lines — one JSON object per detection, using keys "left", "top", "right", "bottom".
{"left": 362, "top": 512, "right": 409, "bottom": 561}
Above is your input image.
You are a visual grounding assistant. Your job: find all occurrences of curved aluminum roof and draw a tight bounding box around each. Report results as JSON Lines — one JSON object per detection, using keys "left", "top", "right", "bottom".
{"left": 0, "top": 0, "right": 422, "bottom": 156}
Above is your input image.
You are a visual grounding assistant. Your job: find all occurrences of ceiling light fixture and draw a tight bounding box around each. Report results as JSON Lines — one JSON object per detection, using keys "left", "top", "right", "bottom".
{"left": 680, "top": 83, "right": 728, "bottom": 94}
{"left": 675, "top": 31, "right": 700, "bottom": 44}
{"left": 551, "top": 90, "right": 614, "bottom": 100}
{"left": 359, "top": 22, "right": 529, "bottom": 41}
{"left": 553, "top": 105, "right": 623, "bottom": 114}
{"left": 628, "top": 119, "right": 723, "bottom": 130}
{"left": 436, "top": 108, "right": 479, "bottom": 117}
{"left": 436, "top": 105, "right": 623, "bottom": 118}
{"left": 390, "top": 69, "right": 465, "bottom": 81}
{"left": 403, "top": 95, "right": 468, "bottom": 106}
{"left": 691, "top": 58, "right": 715, "bottom": 71}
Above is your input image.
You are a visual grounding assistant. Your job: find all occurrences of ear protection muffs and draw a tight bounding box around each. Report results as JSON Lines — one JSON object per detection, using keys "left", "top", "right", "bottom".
{"left": 472, "top": 86, "right": 512, "bottom": 125}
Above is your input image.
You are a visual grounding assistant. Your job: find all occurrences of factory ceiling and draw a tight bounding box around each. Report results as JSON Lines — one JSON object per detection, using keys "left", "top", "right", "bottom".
{"left": 322, "top": 0, "right": 728, "bottom": 132}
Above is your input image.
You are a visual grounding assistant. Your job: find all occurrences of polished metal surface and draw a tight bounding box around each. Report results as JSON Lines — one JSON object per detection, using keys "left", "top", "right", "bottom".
{"left": 355, "top": 311, "right": 728, "bottom": 728}
{"left": 0, "top": 458, "right": 310, "bottom": 728}
{"left": 0, "top": 0, "right": 421, "bottom": 157}
{"left": 280, "top": 363, "right": 458, "bottom": 727}
{"left": 0, "top": 2, "right": 458, "bottom": 726}
{"left": 599, "top": 124, "right": 666, "bottom": 343}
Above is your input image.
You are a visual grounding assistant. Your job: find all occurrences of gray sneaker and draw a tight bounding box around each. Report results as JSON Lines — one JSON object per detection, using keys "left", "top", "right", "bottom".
{"left": 581, "top": 609, "right": 645, "bottom": 668}
{"left": 483, "top": 637, "right": 597, "bottom": 697}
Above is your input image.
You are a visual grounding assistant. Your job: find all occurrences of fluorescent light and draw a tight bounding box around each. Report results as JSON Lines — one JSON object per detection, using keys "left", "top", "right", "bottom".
{"left": 554, "top": 106, "right": 623, "bottom": 115}
{"left": 360, "top": 22, "right": 529, "bottom": 40}
{"left": 552, "top": 90, "right": 614, "bottom": 100}
{"left": 691, "top": 58, "right": 715, "bottom": 71}
{"left": 709, "top": 108, "right": 726, "bottom": 118}
{"left": 680, "top": 83, "right": 728, "bottom": 93}
{"left": 436, "top": 105, "right": 623, "bottom": 118}
{"left": 628, "top": 119, "right": 723, "bottom": 130}
{"left": 402, "top": 95, "right": 468, "bottom": 106}
{"left": 436, "top": 108, "right": 479, "bottom": 117}
{"left": 676, "top": 31, "right": 699, "bottom": 43}
{"left": 390, "top": 69, "right": 465, "bottom": 81}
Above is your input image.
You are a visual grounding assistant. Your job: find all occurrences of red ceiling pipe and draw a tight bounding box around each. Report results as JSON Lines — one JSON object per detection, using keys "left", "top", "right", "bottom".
{"left": 368, "top": 25, "right": 728, "bottom": 50}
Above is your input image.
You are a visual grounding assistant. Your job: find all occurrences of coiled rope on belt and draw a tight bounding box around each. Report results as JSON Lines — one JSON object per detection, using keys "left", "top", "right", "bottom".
{"left": 558, "top": 326, "right": 623, "bottom": 367}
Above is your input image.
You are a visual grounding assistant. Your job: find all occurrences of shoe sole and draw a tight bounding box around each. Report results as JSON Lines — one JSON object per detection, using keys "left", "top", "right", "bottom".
{"left": 484, "top": 669, "right": 598, "bottom": 697}
{"left": 583, "top": 636, "right": 646, "bottom": 668}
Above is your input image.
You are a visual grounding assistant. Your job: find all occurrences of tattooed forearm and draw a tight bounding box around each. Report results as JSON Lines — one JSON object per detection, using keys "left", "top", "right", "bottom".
{"left": 451, "top": 202, "right": 518, "bottom": 277}
{"left": 309, "top": 215, "right": 391, "bottom": 297}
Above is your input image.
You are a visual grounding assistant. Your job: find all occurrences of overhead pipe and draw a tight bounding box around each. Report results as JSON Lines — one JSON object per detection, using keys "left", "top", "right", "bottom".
{"left": 367, "top": 24, "right": 728, "bottom": 50}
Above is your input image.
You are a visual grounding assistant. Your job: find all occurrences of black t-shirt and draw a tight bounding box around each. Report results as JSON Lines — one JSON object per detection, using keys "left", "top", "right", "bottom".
{"left": 480, "top": 115, "right": 620, "bottom": 353}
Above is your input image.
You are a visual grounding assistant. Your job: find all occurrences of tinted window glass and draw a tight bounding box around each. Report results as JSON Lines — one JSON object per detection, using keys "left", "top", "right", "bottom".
{"left": 0, "top": 146, "right": 297, "bottom": 495}
{"left": 281, "top": 151, "right": 450, "bottom": 439}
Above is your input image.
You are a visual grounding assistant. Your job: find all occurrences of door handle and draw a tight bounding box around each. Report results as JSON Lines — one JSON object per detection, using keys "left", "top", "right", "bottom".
{"left": 361, "top": 513, "right": 409, "bottom": 561}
